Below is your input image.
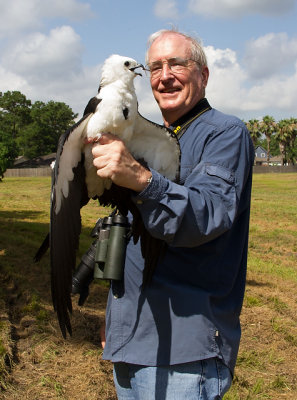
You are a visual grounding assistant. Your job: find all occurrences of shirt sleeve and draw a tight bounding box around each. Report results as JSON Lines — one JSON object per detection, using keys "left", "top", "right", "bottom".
{"left": 131, "top": 122, "right": 254, "bottom": 247}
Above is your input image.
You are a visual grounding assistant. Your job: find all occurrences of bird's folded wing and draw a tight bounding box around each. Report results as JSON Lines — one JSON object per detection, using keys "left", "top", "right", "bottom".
{"left": 130, "top": 112, "right": 180, "bottom": 182}
{"left": 54, "top": 114, "right": 92, "bottom": 214}
{"left": 50, "top": 115, "right": 91, "bottom": 338}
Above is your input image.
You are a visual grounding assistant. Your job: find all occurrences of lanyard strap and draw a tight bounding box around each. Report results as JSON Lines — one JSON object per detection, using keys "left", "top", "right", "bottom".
{"left": 173, "top": 106, "right": 211, "bottom": 140}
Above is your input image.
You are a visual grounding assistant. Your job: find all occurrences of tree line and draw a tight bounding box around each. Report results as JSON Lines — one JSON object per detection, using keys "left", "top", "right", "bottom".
{"left": 246, "top": 116, "right": 297, "bottom": 166}
{"left": 0, "top": 91, "right": 77, "bottom": 178}
{"left": 0, "top": 91, "right": 297, "bottom": 178}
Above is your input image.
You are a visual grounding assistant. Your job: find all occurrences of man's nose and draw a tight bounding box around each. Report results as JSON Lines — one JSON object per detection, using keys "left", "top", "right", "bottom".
{"left": 160, "top": 63, "right": 174, "bottom": 81}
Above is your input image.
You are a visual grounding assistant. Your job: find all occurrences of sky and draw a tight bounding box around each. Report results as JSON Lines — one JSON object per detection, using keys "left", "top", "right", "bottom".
{"left": 1, "top": 0, "right": 297, "bottom": 123}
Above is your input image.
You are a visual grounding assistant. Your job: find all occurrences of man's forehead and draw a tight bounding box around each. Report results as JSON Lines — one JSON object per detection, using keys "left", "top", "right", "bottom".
{"left": 148, "top": 34, "right": 191, "bottom": 61}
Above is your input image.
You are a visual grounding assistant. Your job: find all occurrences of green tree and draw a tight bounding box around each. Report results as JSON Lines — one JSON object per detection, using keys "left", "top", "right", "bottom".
{"left": 258, "top": 135, "right": 279, "bottom": 157}
{"left": 17, "top": 100, "right": 78, "bottom": 158}
{"left": 246, "top": 119, "right": 261, "bottom": 147}
{"left": 0, "top": 111, "right": 18, "bottom": 179}
{"left": 286, "top": 118, "right": 297, "bottom": 165}
{"left": 0, "top": 91, "right": 32, "bottom": 139}
{"left": 275, "top": 119, "right": 291, "bottom": 166}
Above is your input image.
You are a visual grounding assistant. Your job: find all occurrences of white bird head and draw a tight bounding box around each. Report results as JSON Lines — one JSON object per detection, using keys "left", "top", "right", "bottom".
{"left": 100, "top": 54, "right": 144, "bottom": 87}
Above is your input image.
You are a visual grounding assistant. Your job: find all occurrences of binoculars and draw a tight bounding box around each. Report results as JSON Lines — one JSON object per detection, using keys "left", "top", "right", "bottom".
{"left": 71, "top": 213, "right": 130, "bottom": 305}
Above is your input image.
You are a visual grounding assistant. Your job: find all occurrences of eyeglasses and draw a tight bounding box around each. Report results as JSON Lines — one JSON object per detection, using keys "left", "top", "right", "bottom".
{"left": 146, "top": 57, "right": 199, "bottom": 79}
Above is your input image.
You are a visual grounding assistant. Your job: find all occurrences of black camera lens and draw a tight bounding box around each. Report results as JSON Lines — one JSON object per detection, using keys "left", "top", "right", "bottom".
{"left": 71, "top": 218, "right": 103, "bottom": 305}
{"left": 71, "top": 241, "right": 97, "bottom": 305}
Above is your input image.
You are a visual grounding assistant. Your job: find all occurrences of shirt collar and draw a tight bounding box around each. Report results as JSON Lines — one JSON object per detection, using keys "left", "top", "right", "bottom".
{"left": 170, "top": 98, "right": 211, "bottom": 134}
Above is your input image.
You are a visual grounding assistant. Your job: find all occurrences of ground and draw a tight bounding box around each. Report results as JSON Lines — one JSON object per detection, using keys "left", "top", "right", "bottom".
{"left": 0, "top": 174, "right": 296, "bottom": 399}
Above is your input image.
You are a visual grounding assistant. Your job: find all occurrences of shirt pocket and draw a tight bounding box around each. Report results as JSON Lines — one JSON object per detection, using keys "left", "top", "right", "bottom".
{"left": 204, "top": 163, "right": 237, "bottom": 213}
{"left": 205, "top": 163, "right": 235, "bottom": 184}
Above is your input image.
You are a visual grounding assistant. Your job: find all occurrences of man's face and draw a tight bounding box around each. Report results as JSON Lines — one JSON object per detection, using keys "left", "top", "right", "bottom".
{"left": 147, "top": 33, "right": 209, "bottom": 126}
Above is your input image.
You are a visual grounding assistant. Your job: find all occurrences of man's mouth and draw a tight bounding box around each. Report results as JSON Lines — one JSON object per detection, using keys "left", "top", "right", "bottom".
{"left": 160, "top": 88, "right": 181, "bottom": 93}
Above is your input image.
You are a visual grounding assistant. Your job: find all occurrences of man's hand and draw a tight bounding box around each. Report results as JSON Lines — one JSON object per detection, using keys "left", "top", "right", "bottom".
{"left": 100, "top": 324, "right": 106, "bottom": 349}
{"left": 91, "top": 133, "right": 152, "bottom": 192}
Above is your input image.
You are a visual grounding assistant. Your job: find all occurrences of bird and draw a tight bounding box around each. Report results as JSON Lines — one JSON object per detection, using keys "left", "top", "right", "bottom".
{"left": 35, "top": 54, "right": 180, "bottom": 338}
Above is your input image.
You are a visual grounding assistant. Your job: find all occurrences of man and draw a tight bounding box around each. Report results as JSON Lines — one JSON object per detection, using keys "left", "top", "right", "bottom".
{"left": 92, "top": 29, "right": 254, "bottom": 399}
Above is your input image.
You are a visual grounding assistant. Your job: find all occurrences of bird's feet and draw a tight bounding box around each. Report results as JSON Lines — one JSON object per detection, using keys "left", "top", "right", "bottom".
{"left": 84, "top": 133, "right": 102, "bottom": 144}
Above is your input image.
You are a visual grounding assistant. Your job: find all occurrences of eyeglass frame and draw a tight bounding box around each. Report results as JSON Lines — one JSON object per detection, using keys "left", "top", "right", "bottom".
{"left": 145, "top": 57, "right": 200, "bottom": 79}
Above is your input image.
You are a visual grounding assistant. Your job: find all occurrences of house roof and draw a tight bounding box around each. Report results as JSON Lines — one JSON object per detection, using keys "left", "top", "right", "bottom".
{"left": 255, "top": 145, "right": 267, "bottom": 153}
{"left": 12, "top": 153, "right": 56, "bottom": 168}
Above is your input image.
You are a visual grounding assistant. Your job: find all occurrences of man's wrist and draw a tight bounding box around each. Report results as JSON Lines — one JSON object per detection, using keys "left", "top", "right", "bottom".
{"left": 136, "top": 171, "right": 153, "bottom": 192}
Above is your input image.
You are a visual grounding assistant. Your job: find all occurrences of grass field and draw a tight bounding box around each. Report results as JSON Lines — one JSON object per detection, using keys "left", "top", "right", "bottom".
{"left": 0, "top": 173, "right": 296, "bottom": 399}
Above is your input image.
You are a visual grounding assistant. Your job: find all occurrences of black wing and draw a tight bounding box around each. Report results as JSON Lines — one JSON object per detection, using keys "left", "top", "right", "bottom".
{"left": 50, "top": 114, "right": 91, "bottom": 338}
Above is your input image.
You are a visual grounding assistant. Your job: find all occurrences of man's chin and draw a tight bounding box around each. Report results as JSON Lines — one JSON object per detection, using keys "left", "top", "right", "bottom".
{"left": 158, "top": 96, "right": 182, "bottom": 112}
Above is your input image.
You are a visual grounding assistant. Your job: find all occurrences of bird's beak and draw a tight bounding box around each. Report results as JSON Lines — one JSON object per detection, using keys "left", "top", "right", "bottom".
{"left": 130, "top": 63, "right": 145, "bottom": 76}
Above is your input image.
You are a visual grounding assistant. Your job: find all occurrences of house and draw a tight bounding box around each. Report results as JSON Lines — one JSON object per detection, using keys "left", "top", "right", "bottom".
{"left": 268, "top": 155, "right": 282, "bottom": 166}
{"left": 254, "top": 146, "right": 282, "bottom": 166}
{"left": 254, "top": 146, "right": 268, "bottom": 165}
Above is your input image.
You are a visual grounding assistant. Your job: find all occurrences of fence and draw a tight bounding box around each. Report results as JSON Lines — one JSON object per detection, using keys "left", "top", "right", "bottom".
{"left": 4, "top": 165, "right": 297, "bottom": 178}
{"left": 4, "top": 167, "right": 52, "bottom": 178}
{"left": 253, "top": 165, "right": 297, "bottom": 173}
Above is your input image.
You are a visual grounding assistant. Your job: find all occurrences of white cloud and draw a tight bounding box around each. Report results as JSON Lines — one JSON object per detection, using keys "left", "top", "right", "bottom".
{"left": 0, "top": 66, "right": 30, "bottom": 93}
{"left": 0, "top": 23, "right": 100, "bottom": 115}
{"left": 2, "top": 26, "right": 84, "bottom": 84}
{"left": 205, "top": 46, "right": 248, "bottom": 114}
{"left": 205, "top": 44, "right": 297, "bottom": 120}
{"left": 243, "top": 67, "right": 297, "bottom": 114}
{"left": 154, "top": 0, "right": 179, "bottom": 19}
{"left": 41, "top": 64, "right": 103, "bottom": 116}
{"left": 188, "top": 0, "right": 295, "bottom": 18}
{"left": 243, "top": 33, "right": 297, "bottom": 80}
{"left": 0, "top": 0, "right": 92, "bottom": 37}
{"left": 0, "top": 61, "right": 101, "bottom": 117}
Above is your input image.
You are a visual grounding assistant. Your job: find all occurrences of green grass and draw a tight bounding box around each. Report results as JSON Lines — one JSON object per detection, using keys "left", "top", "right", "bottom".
{"left": 0, "top": 173, "right": 297, "bottom": 399}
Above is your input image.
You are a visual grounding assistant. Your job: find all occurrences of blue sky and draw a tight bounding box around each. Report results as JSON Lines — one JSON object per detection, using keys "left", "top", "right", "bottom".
{"left": 1, "top": 0, "right": 297, "bottom": 123}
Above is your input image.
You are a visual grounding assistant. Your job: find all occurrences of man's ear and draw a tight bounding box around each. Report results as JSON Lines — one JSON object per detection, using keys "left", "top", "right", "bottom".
{"left": 201, "top": 66, "right": 209, "bottom": 88}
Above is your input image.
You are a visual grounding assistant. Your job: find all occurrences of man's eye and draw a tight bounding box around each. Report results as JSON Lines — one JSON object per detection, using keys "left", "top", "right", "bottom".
{"left": 171, "top": 59, "right": 187, "bottom": 67}
{"left": 151, "top": 64, "right": 162, "bottom": 71}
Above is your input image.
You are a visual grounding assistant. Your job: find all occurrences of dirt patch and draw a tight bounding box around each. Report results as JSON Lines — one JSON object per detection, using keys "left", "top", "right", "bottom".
{"left": 0, "top": 272, "right": 116, "bottom": 399}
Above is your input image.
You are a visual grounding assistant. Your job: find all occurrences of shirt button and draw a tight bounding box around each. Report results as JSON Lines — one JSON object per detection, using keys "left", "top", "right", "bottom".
{"left": 136, "top": 200, "right": 143, "bottom": 205}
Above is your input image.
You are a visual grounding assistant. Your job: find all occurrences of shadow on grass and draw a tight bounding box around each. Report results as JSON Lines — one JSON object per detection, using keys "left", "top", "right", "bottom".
{"left": 246, "top": 279, "right": 273, "bottom": 287}
{"left": 0, "top": 209, "right": 46, "bottom": 221}
{"left": 0, "top": 209, "right": 107, "bottom": 326}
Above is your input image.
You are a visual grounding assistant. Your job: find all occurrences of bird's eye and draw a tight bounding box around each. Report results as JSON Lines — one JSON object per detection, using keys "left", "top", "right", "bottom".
{"left": 124, "top": 61, "right": 130, "bottom": 67}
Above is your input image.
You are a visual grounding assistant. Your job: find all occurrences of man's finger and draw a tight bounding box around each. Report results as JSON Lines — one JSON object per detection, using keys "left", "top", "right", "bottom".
{"left": 98, "top": 132, "right": 120, "bottom": 144}
{"left": 84, "top": 132, "right": 120, "bottom": 145}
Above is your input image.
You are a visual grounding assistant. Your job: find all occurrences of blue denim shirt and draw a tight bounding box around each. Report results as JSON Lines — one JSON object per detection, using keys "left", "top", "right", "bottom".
{"left": 102, "top": 100, "right": 254, "bottom": 374}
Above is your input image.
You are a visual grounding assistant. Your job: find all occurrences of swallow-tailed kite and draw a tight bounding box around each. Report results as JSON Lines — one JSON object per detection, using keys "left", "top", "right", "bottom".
{"left": 36, "top": 54, "right": 180, "bottom": 338}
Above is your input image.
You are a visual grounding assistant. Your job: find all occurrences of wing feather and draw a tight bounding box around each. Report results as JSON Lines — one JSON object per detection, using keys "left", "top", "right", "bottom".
{"left": 51, "top": 160, "right": 89, "bottom": 337}
{"left": 130, "top": 112, "right": 180, "bottom": 182}
{"left": 54, "top": 114, "right": 92, "bottom": 213}
{"left": 50, "top": 115, "right": 92, "bottom": 337}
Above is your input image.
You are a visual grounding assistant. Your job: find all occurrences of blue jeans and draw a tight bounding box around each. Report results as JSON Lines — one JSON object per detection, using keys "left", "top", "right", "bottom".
{"left": 113, "top": 358, "right": 232, "bottom": 400}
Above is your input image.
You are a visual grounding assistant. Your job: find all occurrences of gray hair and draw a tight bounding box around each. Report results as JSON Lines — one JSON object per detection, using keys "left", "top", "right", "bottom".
{"left": 145, "top": 28, "right": 208, "bottom": 67}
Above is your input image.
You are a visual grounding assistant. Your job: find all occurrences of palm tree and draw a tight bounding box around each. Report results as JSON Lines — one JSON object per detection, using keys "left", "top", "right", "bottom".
{"left": 287, "top": 118, "right": 297, "bottom": 165}
{"left": 259, "top": 115, "right": 276, "bottom": 163}
{"left": 246, "top": 119, "right": 261, "bottom": 148}
{"left": 275, "top": 118, "right": 297, "bottom": 165}
{"left": 275, "top": 119, "right": 290, "bottom": 166}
